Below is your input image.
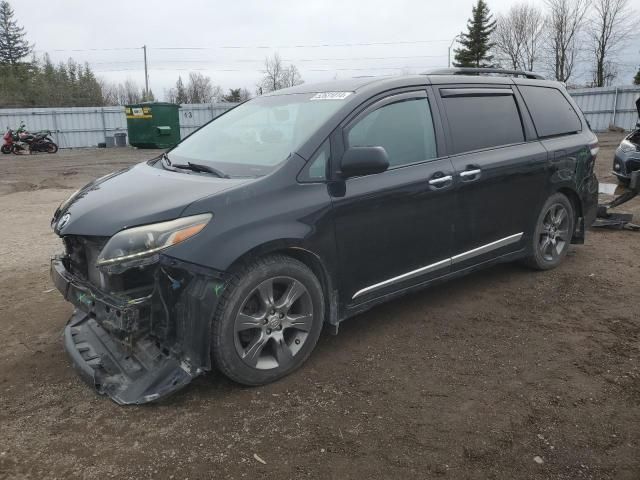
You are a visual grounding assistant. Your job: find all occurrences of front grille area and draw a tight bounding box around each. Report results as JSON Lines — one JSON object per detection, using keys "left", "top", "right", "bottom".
{"left": 63, "top": 235, "right": 107, "bottom": 282}
{"left": 62, "top": 235, "right": 155, "bottom": 297}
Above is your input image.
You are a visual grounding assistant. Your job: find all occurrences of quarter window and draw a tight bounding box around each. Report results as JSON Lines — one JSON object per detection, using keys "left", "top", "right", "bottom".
{"left": 442, "top": 93, "right": 525, "bottom": 154}
{"left": 519, "top": 86, "right": 581, "bottom": 138}
{"left": 307, "top": 140, "right": 330, "bottom": 180}
{"left": 347, "top": 97, "right": 437, "bottom": 168}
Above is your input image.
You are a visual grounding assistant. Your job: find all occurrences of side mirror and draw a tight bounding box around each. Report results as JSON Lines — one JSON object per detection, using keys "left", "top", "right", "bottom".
{"left": 341, "top": 146, "right": 389, "bottom": 178}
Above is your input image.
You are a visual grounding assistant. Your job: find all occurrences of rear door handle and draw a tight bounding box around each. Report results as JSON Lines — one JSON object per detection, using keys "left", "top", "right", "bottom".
{"left": 460, "top": 169, "right": 481, "bottom": 178}
{"left": 428, "top": 175, "right": 453, "bottom": 186}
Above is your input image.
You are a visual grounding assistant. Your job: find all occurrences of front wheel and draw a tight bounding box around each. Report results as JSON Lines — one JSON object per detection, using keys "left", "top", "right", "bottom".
{"left": 523, "top": 193, "right": 575, "bottom": 270}
{"left": 616, "top": 176, "right": 631, "bottom": 187}
{"left": 1, "top": 144, "right": 11, "bottom": 154}
{"left": 211, "top": 254, "right": 324, "bottom": 385}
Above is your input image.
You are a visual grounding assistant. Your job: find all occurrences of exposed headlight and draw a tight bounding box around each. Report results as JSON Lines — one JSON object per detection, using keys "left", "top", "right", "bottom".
{"left": 96, "top": 213, "right": 212, "bottom": 267}
{"left": 619, "top": 139, "right": 637, "bottom": 153}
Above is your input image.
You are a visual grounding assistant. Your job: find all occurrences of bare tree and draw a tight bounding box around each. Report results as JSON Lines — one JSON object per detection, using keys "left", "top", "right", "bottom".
{"left": 494, "top": 9, "right": 525, "bottom": 69}
{"left": 239, "top": 88, "right": 252, "bottom": 102}
{"left": 281, "top": 64, "right": 303, "bottom": 89}
{"left": 587, "top": 0, "right": 637, "bottom": 86}
{"left": 520, "top": 5, "right": 545, "bottom": 71}
{"left": 186, "top": 72, "right": 213, "bottom": 103}
{"left": 183, "top": 72, "right": 223, "bottom": 103}
{"left": 121, "top": 78, "right": 142, "bottom": 104}
{"left": 543, "top": 0, "right": 590, "bottom": 83}
{"left": 261, "top": 53, "right": 285, "bottom": 93}
{"left": 98, "top": 79, "right": 119, "bottom": 106}
{"left": 259, "top": 53, "right": 304, "bottom": 93}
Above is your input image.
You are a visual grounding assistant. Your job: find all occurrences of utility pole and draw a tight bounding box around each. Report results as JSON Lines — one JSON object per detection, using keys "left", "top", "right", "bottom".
{"left": 448, "top": 34, "right": 461, "bottom": 68}
{"left": 143, "top": 45, "right": 149, "bottom": 99}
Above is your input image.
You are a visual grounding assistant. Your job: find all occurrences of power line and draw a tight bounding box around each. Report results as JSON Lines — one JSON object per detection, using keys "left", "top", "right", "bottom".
{"left": 151, "top": 39, "right": 451, "bottom": 50}
{"left": 90, "top": 54, "right": 448, "bottom": 66}
{"left": 92, "top": 65, "right": 448, "bottom": 73}
{"left": 33, "top": 38, "right": 451, "bottom": 54}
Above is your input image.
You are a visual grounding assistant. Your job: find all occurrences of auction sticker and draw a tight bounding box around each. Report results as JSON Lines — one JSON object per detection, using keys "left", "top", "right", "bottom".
{"left": 310, "top": 92, "right": 353, "bottom": 100}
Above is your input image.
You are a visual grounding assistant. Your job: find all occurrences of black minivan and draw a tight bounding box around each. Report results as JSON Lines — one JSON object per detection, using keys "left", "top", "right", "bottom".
{"left": 51, "top": 68, "right": 599, "bottom": 404}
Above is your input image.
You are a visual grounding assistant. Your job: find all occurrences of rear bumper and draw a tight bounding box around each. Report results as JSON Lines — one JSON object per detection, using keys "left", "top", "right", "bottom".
{"left": 51, "top": 256, "right": 224, "bottom": 405}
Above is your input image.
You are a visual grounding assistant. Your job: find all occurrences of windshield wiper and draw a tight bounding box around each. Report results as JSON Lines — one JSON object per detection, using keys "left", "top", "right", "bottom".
{"left": 164, "top": 155, "right": 229, "bottom": 178}
{"left": 172, "top": 161, "right": 230, "bottom": 178}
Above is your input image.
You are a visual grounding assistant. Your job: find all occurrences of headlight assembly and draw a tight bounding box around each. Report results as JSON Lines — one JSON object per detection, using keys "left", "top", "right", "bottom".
{"left": 96, "top": 213, "right": 212, "bottom": 267}
{"left": 619, "top": 139, "right": 637, "bottom": 153}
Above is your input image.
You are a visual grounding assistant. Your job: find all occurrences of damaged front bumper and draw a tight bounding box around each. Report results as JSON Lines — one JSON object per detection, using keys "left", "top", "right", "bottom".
{"left": 51, "top": 255, "right": 226, "bottom": 405}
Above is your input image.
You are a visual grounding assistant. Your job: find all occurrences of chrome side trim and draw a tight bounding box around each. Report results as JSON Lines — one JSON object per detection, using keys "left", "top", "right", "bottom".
{"left": 451, "top": 232, "right": 523, "bottom": 264}
{"left": 351, "top": 232, "right": 524, "bottom": 301}
{"left": 352, "top": 258, "right": 451, "bottom": 300}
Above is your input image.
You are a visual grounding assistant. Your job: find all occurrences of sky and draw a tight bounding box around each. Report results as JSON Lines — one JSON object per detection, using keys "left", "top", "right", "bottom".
{"left": 12, "top": 0, "right": 640, "bottom": 99}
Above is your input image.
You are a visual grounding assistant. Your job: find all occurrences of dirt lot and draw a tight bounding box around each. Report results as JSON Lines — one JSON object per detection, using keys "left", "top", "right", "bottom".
{"left": 0, "top": 133, "right": 638, "bottom": 480}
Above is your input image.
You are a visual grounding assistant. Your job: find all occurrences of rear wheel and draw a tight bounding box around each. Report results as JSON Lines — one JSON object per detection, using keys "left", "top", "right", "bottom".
{"left": 524, "top": 193, "right": 575, "bottom": 270}
{"left": 211, "top": 254, "right": 324, "bottom": 385}
{"left": 46, "top": 142, "right": 58, "bottom": 153}
{"left": 1, "top": 144, "right": 11, "bottom": 154}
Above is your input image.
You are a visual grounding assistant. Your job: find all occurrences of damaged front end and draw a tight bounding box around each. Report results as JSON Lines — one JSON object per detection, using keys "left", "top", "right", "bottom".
{"left": 51, "top": 235, "right": 225, "bottom": 405}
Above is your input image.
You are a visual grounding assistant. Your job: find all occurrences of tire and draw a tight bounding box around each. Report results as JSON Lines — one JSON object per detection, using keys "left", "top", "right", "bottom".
{"left": 617, "top": 176, "right": 630, "bottom": 187}
{"left": 523, "top": 193, "right": 575, "bottom": 270}
{"left": 46, "top": 142, "right": 58, "bottom": 154}
{"left": 1, "top": 144, "right": 11, "bottom": 154}
{"left": 211, "top": 254, "right": 324, "bottom": 385}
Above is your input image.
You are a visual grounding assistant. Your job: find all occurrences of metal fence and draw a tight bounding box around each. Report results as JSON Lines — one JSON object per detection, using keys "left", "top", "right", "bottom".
{"left": 0, "top": 103, "right": 238, "bottom": 149}
{"left": 569, "top": 85, "right": 639, "bottom": 132}
{"left": 0, "top": 86, "right": 638, "bottom": 148}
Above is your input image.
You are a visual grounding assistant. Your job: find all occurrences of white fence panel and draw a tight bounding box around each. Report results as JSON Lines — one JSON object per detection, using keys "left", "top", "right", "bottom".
{"left": 0, "top": 106, "right": 127, "bottom": 148}
{"left": 179, "top": 103, "right": 235, "bottom": 139}
{"left": 0, "top": 103, "right": 236, "bottom": 149}
{"left": 569, "top": 86, "right": 639, "bottom": 132}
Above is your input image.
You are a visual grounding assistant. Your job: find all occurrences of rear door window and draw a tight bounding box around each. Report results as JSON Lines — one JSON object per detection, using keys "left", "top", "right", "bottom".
{"left": 518, "top": 86, "right": 581, "bottom": 138}
{"left": 346, "top": 97, "right": 437, "bottom": 168}
{"left": 440, "top": 89, "right": 525, "bottom": 154}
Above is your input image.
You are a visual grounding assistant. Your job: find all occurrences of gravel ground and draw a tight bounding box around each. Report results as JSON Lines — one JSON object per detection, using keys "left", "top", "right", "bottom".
{"left": 0, "top": 133, "right": 638, "bottom": 479}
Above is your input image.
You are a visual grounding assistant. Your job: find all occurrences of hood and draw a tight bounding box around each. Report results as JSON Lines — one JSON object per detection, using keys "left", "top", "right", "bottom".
{"left": 54, "top": 161, "right": 251, "bottom": 237}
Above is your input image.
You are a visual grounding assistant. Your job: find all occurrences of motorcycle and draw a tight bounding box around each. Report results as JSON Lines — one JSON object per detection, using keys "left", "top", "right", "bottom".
{"left": 1, "top": 125, "right": 58, "bottom": 154}
{"left": 1, "top": 129, "right": 14, "bottom": 153}
{"left": 22, "top": 130, "right": 58, "bottom": 153}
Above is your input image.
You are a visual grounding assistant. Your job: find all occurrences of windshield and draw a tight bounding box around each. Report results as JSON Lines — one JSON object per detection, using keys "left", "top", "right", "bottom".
{"left": 167, "top": 93, "right": 348, "bottom": 177}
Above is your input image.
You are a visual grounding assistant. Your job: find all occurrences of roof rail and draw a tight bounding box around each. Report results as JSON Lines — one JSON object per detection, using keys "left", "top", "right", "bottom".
{"left": 425, "top": 67, "right": 545, "bottom": 80}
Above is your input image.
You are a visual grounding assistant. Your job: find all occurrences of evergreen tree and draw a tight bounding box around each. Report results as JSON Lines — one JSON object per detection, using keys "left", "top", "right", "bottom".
{"left": 453, "top": 0, "right": 497, "bottom": 68}
{"left": 0, "top": 1, "right": 31, "bottom": 65}
{"left": 78, "top": 62, "right": 104, "bottom": 106}
{"left": 634, "top": 69, "right": 640, "bottom": 86}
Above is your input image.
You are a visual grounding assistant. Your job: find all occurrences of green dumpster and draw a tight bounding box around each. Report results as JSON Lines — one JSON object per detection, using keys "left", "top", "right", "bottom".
{"left": 125, "top": 102, "right": 180, "bottom": 149}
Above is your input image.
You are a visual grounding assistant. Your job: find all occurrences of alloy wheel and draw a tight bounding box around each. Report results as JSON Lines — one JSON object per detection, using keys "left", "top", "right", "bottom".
{"left": 538, "top": 203, "right": 570, "bottom": 262}
{"left": 233, "top": 276, "right": 314, "bottom": 370}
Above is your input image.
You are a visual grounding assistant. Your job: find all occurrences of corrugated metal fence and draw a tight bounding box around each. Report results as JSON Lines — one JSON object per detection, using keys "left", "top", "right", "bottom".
{"left": 0, "top": 103, "right": 238, "bottom": 149}
{"left": 0, "top": 86, "right": 638, "bottom": 148}
{"left": 569, "top": 85, "right": 639, "bottom": 132}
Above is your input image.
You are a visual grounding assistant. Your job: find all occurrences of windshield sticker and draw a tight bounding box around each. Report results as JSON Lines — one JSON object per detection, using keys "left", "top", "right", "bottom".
{"left": 310, "top": 92, "right": 353, "bottom": 101}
